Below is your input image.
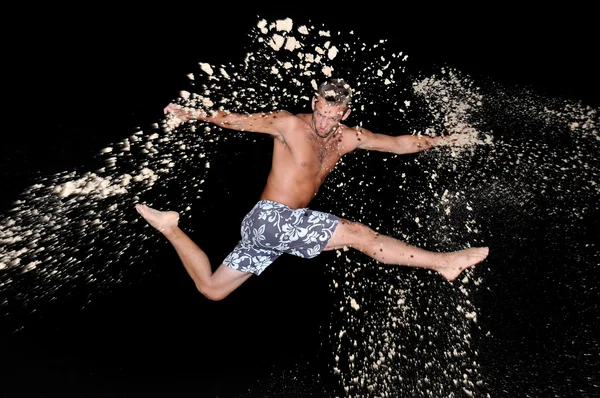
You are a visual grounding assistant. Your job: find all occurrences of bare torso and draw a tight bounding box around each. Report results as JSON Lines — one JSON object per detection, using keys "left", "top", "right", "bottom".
{"left": 260, "top": 113, "right": 361, "bottom": 209}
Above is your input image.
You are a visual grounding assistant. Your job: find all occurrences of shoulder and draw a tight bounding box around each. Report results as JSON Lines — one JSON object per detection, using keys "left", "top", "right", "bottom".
{"left": 272, "top": 109, "right": 295, "bottom": 117}
{"left": 269, "top": 110, "right": 302, "bottom": 125}
{"left": 264, "top": 111, "right": 307, "bottom": 140}
{"left": 256, "top": 110, "right": 300, "bottom": 132}
{"left": 291, "top": 112, "right": 310, "bottom": 122}
{"left": 281, "top": 112, "right": 310, "bottom": 130}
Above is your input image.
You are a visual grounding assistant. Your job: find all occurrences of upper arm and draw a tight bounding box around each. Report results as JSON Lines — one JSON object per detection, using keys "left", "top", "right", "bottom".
{"left": 355, "top": 128, "right": 399, "bottom": 152}
{"left": 201, "top": 110, "right": 293, "bottom": 138}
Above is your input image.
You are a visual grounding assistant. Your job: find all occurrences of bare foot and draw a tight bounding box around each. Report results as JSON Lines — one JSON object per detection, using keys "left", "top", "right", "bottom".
{"left": 435, "top": 247, "right": 489, "bottom": 281}
{"left": 135, "top": 204, "right": 179, "bottom": 233}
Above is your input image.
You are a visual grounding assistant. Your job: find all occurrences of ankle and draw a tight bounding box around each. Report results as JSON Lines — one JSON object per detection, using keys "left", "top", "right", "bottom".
{"left": 162, "top": 226, "right": 179, "bottom": 238}
{"left": 435, "top": 252, "right": 451, "bottom": 268}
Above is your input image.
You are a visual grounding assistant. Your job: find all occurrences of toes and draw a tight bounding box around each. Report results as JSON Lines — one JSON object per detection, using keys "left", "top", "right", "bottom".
{"left": 135, "top": 204, "right": 148, "bottom": 216}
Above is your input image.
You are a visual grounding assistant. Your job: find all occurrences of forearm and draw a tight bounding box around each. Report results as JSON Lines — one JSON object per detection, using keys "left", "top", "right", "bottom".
{"left": 200, "top": 110, "right": 265, "bottom": 132}
{"left": 394, "top": 135, "right": 440, "bottom": 154}
{"left": 174, "top": 106, "right": 245, "bottom": 131}
{"left": 198, "top": 110, "right": 234, "bottom": 126}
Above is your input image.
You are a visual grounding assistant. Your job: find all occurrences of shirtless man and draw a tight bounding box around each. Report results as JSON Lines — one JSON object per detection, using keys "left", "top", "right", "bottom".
{"left": 135, "top": 78, "right": 489, "bottom": 301}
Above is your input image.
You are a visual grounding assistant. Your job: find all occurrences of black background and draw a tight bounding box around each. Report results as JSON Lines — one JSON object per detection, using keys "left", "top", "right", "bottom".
{"left": 2, "top": 4, "right": 599, "bottom": 398}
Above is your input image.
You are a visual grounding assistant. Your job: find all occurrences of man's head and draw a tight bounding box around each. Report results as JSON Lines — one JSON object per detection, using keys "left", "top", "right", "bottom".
{"left": 311, "top": 78, "right": 353, "bottom": 138}
{"left": 316, "top": 78, "right": 353, "bottom": 107}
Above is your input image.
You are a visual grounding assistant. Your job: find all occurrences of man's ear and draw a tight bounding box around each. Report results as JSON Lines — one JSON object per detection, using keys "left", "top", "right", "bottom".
{"left": 342, "top": 107, "right": 351, "bottom": 121}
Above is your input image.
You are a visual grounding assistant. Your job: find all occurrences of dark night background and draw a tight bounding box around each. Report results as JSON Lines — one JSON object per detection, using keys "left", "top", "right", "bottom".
{"left": 2, "top": 5, "right": 599, "bottom": 398}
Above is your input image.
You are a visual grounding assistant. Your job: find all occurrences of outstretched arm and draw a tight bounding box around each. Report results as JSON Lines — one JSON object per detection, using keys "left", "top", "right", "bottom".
{"left": 355, "top": 126, "right": 468, "bottom": 155}
{"left": 164, "top": 103, "right": 291, "bottom": 138}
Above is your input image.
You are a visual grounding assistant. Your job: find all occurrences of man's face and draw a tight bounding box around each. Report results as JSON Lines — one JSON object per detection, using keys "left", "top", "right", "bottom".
{"left": 311, "top": 96, "right": 349, "bottom": 137}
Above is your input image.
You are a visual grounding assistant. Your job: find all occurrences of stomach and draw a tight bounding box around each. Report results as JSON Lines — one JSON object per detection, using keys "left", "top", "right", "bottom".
{"left": 259, "top": 173, "right": 320, "bottom": 209}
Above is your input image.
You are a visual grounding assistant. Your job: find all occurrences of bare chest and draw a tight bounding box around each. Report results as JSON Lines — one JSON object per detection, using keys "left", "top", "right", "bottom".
{"left": 273, "top": 131, "right": 345, "bottom": 171}
{"left": 312, "top": 134, "right": 344, "bottom": 166}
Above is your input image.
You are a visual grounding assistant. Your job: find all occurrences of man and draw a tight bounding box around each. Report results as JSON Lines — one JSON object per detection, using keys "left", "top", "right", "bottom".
{"left": 136, "top": 78, "right": 489, "bottom": 301}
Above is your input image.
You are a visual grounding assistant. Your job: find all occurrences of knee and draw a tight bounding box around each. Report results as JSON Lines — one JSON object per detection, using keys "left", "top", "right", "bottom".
{"left": 340, "top": 219, "right": 374, "bottom": 239}
{"left": 328, "top": 219, "right": 376, "bottom": 250}
{"left": 196, "top": 283, "right": 229, "bottom": 301}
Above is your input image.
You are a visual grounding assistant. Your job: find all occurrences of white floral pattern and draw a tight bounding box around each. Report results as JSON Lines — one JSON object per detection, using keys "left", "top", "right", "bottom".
{"left": 223, "top": 200, "right": 339, "bottom": 275}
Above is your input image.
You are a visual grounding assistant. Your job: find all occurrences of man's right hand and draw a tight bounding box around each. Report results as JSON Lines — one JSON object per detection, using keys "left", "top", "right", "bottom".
{"left": 164, "top": 103, "right": 197, "bottom": 121}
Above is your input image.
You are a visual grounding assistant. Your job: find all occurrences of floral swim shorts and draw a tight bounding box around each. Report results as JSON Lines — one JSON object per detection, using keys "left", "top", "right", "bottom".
{"left": 223, "top": 200, "right": 340, "bottom": 275}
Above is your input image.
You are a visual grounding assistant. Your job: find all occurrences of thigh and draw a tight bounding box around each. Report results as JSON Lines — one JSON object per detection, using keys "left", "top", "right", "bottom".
{"left": 278, "top": 207, "right": 340, "bottom": 258}
{"left": 212, "top": 263, "right": 254, "bottom": 293}
{"left": 223, "top": 240, "right": 280, "bottom": 275}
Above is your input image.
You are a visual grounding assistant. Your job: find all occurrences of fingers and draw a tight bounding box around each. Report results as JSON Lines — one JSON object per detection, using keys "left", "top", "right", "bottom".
{"left": 163, "top": 102, "right": 205, "bottom": 122}
{"left": 163, "top": 103, "right": 180, "bottom": 114}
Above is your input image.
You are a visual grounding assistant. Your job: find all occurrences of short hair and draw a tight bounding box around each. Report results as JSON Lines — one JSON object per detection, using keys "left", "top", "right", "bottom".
{"left": 317, "top": 78, "right": 352, "bottom": 107}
